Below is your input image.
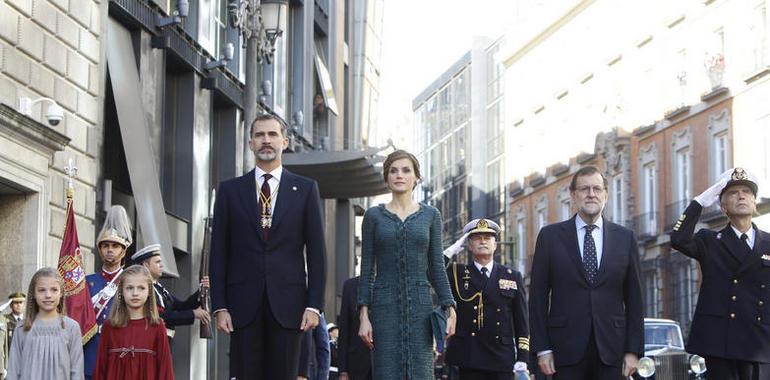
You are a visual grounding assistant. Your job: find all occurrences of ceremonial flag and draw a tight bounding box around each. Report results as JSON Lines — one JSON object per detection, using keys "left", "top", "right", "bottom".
{"left": 57, "top": 198, "right": 98, "bottom": 344}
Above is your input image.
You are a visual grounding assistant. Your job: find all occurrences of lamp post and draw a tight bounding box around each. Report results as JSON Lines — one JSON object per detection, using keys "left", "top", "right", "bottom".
{"left": 228, "top": 0, "right": 288, "bottom": 143}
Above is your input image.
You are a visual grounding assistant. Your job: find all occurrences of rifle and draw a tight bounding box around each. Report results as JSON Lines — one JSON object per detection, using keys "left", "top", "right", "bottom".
{"left": 199, "top": 189, "right": 215, "bottom": 339}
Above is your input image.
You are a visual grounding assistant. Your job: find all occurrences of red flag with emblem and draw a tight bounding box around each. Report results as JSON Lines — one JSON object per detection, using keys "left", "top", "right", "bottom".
{"left": 57, "top": 199, "right": 98, "bottom": 344}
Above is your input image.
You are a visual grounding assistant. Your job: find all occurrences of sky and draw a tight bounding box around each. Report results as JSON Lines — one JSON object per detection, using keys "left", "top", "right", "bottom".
{"left": 374, "top": 0, "right": 518, "bottom": 150}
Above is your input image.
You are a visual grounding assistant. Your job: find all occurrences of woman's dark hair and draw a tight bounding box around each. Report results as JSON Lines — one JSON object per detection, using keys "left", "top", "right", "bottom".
{"left": 383, "top": 150, "right": 422, "bottom": 184}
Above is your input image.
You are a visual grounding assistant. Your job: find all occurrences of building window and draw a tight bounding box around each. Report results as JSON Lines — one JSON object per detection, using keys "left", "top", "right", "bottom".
{"left": 714, "top": 133, "right": 728, "bottom": 177}
{"left": 642, "top": 266, "right": 659, "bottom": 317}
{"left": 751, "top": 0, "right": 768, "bottom": 70}
{"left": 674, "top": 148, "right": 692, "bottom": 202}
{"left": 486, "top": 42, "right": 503, "bottom": 101}
{"left": 486, "top": 160, "right": 504, "bottom": 216}
{"left": 667, "top": 257, "right": 695, "bottom": 332}
{"left": 536, "top": 208, "right": 546, "bottom": 231}
{"left": 560, "top": 198, "right": 571, "bottom": 221}
{"left": 534, "top": 195, "right": 548, "bottom": 233}
{"left": 516, "top": 217, "right": 527, "bottom": 273}
{"left": 708, "top": 109, "right": 731, "bottom": 182}
{"left": 643, "top": 163, "right": 657, "bottom": 235}
{"left": 486, "top": 101, "right": 504, "bottom": 158}
{"left": 611, "top": 174, "right": 624, "bottom": 224}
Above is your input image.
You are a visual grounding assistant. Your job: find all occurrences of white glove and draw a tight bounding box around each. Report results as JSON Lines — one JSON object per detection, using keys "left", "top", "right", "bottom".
{"left": 514, "top": 361, "right": 528, "bottom": 373}
{"left": 694, "top": 178, "right": 728, "bottom": 208}
{"left": 443, "top": 232, "right": 470, "bottom": 258}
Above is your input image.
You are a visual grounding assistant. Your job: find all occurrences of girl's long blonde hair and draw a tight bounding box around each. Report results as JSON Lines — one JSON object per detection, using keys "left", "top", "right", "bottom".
{"left": 23, "top": 267, "right": 66, "bottom": 331}
{"left": 108, "top": 265, "right": 161, "bottom": 328}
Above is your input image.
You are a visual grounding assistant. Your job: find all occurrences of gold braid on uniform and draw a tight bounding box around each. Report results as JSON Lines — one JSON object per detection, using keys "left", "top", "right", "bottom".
{"left": 518, "top": 337, "right": 530, "bottom": 351}
{"left": 452, "top": 263, "right": 484, "bottom": 329}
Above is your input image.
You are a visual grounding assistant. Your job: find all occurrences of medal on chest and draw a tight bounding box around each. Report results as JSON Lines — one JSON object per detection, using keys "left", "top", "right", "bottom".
{"left": 259, "top": 183, "right": 278, "bottom": 229}
{"left": 463, "top": 267, "right": 471, "bottom": 290}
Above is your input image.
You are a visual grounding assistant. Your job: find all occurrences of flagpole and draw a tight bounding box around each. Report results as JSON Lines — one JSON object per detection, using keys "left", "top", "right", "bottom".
{"left": 64, "top": 158, "right": 77, "bottom": 203}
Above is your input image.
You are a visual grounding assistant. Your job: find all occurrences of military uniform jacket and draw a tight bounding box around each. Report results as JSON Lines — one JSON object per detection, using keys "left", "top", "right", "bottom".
{"left": 670, "top": 200, "right": 770, "bottom": 363}
{"left": 154, "top": 282, "right": 200, "bottom": 330}
{"left": 445, "top": 262, "right": 530, "bottom": 372}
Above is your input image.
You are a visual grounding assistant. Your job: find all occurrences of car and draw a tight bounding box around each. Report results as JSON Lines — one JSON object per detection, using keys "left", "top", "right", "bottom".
{"left": 634, "top": 318, "right": 707, "bottom": 380}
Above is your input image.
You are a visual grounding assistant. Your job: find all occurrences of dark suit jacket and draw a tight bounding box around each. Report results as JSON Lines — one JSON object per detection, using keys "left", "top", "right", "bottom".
{"left": 210, "top": 169, "right": 327, "bottom": 329}
{"left": 670, "top": 200, "right": 770, "bottom": 363}
{"left": 529, "top": 216, "right": 643, "bottom": 367}
{"left": 338, "top": 276, "right": 372, "bottom": 379}
{"left": 154, "top": 282, "right": 199, "bottom": 329}
{"left": 445, "top": 262, "right": 530, "bottom": 372}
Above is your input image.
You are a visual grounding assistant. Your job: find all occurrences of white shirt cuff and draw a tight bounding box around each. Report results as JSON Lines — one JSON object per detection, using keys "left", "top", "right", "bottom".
{"left": 213, "top": 308, "right": 228, "bottom": 315}
{"left": 305, "top": 307, "right": 321, "bottom": 316}
{"left": 537, "top": 350, "right": 553, "bottom": 357}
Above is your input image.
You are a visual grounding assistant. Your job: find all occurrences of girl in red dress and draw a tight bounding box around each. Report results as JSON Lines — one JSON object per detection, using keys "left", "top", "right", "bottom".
{"left": 93, "top": 265, "right": 173, "bottom": 380}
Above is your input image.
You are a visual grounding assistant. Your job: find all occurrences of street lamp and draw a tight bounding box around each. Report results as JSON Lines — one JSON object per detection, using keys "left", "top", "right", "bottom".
{"left": 228, "top": 0, "right": 289, "bottom": 158}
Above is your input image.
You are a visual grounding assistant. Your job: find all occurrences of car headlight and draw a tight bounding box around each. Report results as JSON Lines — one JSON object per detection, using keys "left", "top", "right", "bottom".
{"left": 637, "top": 356, "right": 656, "bottom": 378}
{"left": 689, "top": 354, "right": 707, "bottom": 375}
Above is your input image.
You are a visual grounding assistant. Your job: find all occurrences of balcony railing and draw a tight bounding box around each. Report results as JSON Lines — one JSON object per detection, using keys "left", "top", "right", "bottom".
{"left": 633, "top": 212, "right": 659, "bottom": 241}
{"left": 664, "top": 199, "right": 690, "bottom": 232}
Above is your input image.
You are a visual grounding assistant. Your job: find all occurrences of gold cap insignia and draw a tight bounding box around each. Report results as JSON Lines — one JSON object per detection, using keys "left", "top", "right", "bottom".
{"left": 477, "top": 219, "right": 489, "bottom": 229}
{"left": 732, "top": 167, "right": 748, "bottom": 181}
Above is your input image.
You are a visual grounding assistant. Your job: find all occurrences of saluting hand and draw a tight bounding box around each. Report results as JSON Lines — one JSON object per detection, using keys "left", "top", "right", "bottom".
{"left": 694, "top": 178, "right": 728, "bottom": 208}
{"left": 443, "top": 233, "right": 470, "bottom": 258}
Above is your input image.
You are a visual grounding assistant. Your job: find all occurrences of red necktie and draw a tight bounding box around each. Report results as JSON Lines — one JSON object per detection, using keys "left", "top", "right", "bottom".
{"left": 261, "top": 174, "right": 272, "bottom": 240}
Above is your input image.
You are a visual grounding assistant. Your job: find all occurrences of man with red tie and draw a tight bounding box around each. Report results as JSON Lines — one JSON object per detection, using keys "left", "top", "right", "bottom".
{"left": 210, "top": 113, "right": 327, "bottom": 380}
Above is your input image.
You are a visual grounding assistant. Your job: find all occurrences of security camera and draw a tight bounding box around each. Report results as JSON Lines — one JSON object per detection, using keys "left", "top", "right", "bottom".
{"left": 46, "top": 103, "right": 64, "bottom": 126}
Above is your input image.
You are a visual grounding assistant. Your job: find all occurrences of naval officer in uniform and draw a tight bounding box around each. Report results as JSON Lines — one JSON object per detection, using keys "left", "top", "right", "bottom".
{"left": 671, "top": 167, "right": 770, "bottom": 380}
{"left": 443, "top": 218, "right": 530, "bottom": 379}
{"left": 132, "top": 244, "right": 211, "bottom": 340}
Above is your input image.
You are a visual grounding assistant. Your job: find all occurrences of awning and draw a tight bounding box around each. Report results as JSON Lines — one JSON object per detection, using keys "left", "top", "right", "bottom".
{"left": 283, "top": 147, "right": 389, "bottom": 199}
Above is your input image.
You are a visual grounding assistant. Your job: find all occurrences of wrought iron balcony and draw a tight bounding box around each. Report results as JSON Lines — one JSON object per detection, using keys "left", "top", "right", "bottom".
{"left": 664, "top": 199, "right": 690, "bottom": 232}
{"left": 633, "top": 212, "right": 660, "bottom": 242}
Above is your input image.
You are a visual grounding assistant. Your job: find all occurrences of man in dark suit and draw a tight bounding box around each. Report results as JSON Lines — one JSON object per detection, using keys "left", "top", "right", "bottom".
{"left": 338, "top": 276, "right": 372, "bottom": 380}
{"left": 443, "top": 218, "right": 530, "bottom": 380}
{"left": 670, "top": 167, "right": 769, "bottom": 380}
{"left": 210, "top": 113, "right": 327, "bottom": 380}
{"left": 529, "top": 165, "right": 643, "bottom": 380}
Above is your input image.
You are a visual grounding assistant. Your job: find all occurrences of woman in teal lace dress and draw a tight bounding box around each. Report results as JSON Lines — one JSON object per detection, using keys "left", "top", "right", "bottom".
{"left": 357, "top": 150, "right": 457, "bottom": 380}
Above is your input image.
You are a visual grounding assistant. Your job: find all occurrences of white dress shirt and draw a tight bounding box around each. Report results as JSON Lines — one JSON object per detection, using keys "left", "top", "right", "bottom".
{"left": 473, "top": 261, "right": 494, "bottom": 277}
{"left": 254, "top": 166, "right": 283, "bottom": 214}
{"left": 576, "top": 215, "right": 604, "bottom": 266}
{"left": 731, "top": 225, "right": 756, "bottom": 249}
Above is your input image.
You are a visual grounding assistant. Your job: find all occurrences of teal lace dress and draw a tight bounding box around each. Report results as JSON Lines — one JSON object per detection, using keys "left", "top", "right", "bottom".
{"left": 357, "top": 203, "right": 456, "bottom": 380}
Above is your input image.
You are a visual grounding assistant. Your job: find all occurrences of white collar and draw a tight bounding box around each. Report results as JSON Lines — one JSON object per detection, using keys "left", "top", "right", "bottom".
{"left": 731, "top": 225, "right": 756, "bottom": 247}
{"left": 255, "top": 166, "right": 283, "bottom": 182}
{"left": 473, "top": 260, "right": 494, "bottom": 275}
{"left": 575, "top": 215, "right": 603, "bottom": 232}
{"left": 102, "top": 266, "right": 122, "bottom": 275}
